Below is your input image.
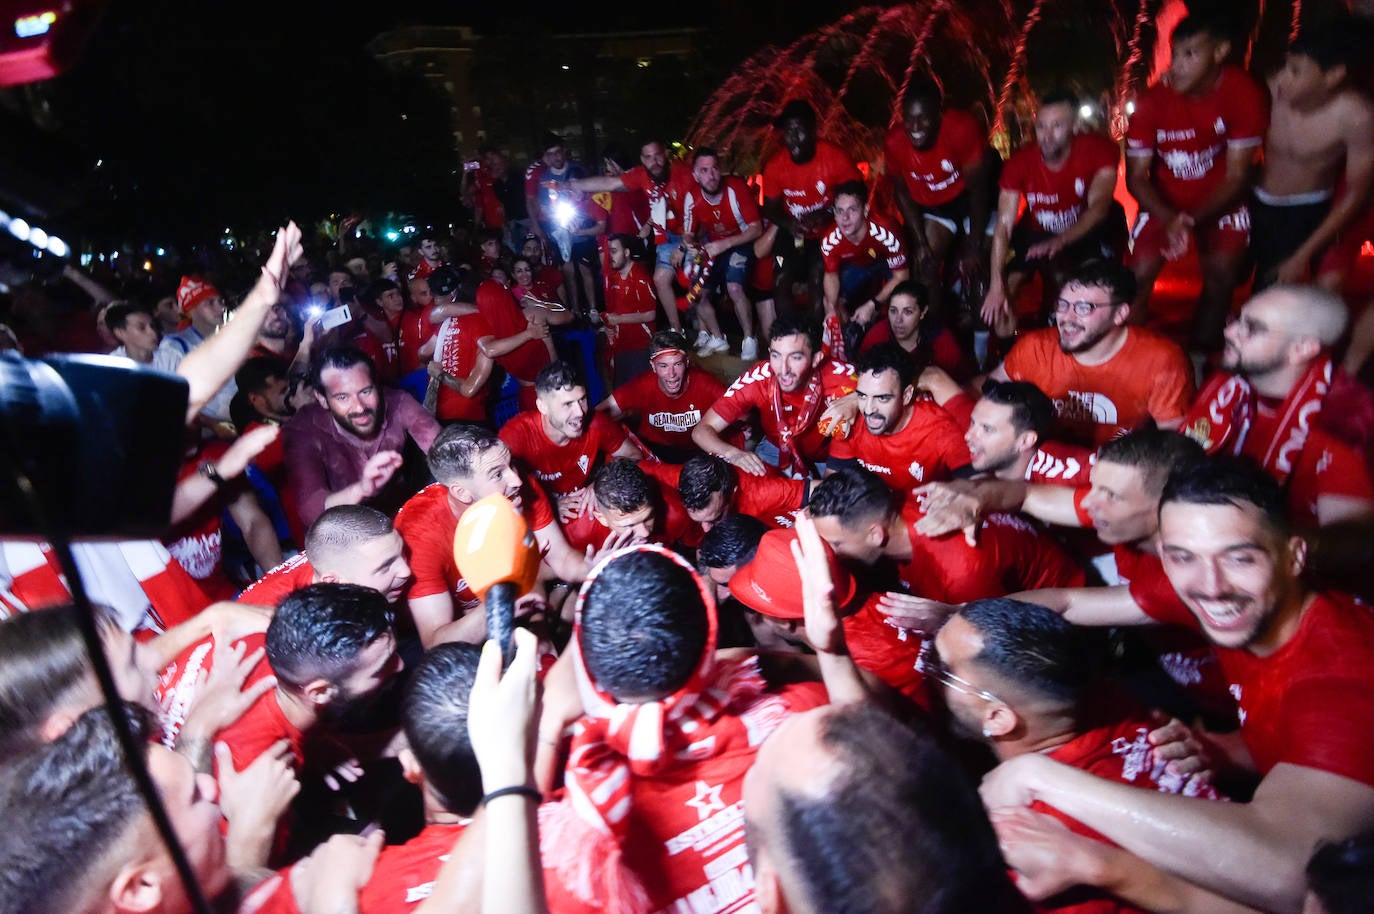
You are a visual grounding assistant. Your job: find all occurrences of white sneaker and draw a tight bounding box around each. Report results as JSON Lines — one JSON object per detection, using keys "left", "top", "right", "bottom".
{"left": 694, "top": 330, "right": 711, "bottom": 348}
{"left": 706, "top": 335, "right": 730, "bottom": 355}
{"left": 740, "top": 336, "right": 758, "bottom": 361}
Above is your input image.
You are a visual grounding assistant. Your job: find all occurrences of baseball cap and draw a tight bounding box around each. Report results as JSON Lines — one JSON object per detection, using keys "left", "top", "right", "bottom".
{"left": 176, "top": 276, "right": 221, "bottom": 315}
{"left": 729, "top": 527, "right": 856, "bottom": 620}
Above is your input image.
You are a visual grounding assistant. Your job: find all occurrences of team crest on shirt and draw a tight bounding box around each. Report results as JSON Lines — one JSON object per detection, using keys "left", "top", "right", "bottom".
{"left": 908, "top": 461, "right": 925, "bottom": 482}
{"left": 940, "top": 159, "right": 953, "bottom": 172}
{"left": 577, "top": 454, "right": 590, "bottom": 474}
{"left": 1214, "top": 116, "right": 1226, "bottom": 134}
{"left": 815, "top": 179, "right": 827, "bottom": 194}
{"left": 685, "top": 780, "right": 727, "bottom": 821}
{"left": 1074, "top": 178, "right": 1085, "bottom": 197}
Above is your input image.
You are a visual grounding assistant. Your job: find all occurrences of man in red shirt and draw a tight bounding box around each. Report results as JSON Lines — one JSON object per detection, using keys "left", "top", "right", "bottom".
{"left": 601, "top": 233, "right": 657, "bottom": 385}
{"left": 820, "top": 180, "right": 910, "bottom": 323}
{"left": 406, "top": 231, "right": 447, "bottom": 285}
{"left": 598, "top": 330, "right": 730, "bottom": 463}
{"left": 983, "top": 89, "right": 1123, "bottom": 333}
{"left": 828, "top": 343, "right": 970, "bottom": 492}
{"left": 425, "top": 267, "right": 496, "bottom": 425}
{"left": 678, "top": 146, "right": 765, "bottom": 359}
{"left": 559, "top": 458, "right": 694, "bottom": 554}
{"left": 988, "top": 259, "right": 1195, "bottom": 446}
{"left": 962, "top": 380, "right": 1095, "bottom": 485}
{"left": 884, "top": 76, "right": 996, "bottom": 317}
{"left": 762, "top": 99, "right": 864, "bottom": 314}
{"left": 651, "top": 453, "right": 807, "bottom": 537}
{"left": 1124, "top": 15, "right": 1268, "bottom": 351}
{"left": 694, "top": 315, "right": 857, "bottom": 478}
{"left": 981, "top": 459, "right": 1374, "bottom": 912}
{"left": 499, "top": 360, "right": 646, "bottom": 519}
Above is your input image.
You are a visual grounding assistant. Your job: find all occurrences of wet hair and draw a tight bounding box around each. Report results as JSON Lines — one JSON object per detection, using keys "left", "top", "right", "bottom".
{"left": 832, "top": 179, "right": 869, "bottom": 208}
{"left": 767, "top": 312, "right": 822, "bottom": 354}
{"left": 102, "top": 302, "right": 150, "bottom": 333}
{"left": 1037, "top": 87, "right": 1078, "bottom": 111}
{"left": 0, "top": 607, "right": 97, "bottom": 757}
{"left": 678, "top": 455, "right": 736, "bottom": 512}
{"left": 310, "top": 346, "right": 376, "bottom": 394}
{"left": 427, "top": 423, "right": 502, "bottom": 484}
{"left": 1096, "top": 428, "right": 1205, "bottom": 498}
{"left": 855, "top": 342, "right": 916, "bottom": 392}
{"left": 888, "top": 278, "right": 929, "bottom": 309}
{"left": 901, "top": 75, "right": 943, "bottom": 110}
{"left": 304, "top": 506, "right": 395, "bottom": 570}
{"left": 775, "top": 705, "right": 1027, "bottom": 914}
{"left": 691, "top": 145, "right": 719, "bottom": 166}
{"left": 403, "top": 643, "right": 484, "bottom": 816}
{"left": 979, "top": 380, "right": 1055, "bottom": 444}
{"left": 1160, "top": 456, "right": 1291, "bottom": 537}
{"left": 807, "top": 466, "right": 897, "bottom": 530}
{"left": 266, "top": 583, "right": 394, "bottom": 689}
{"left": 698, "top": 513, "right": 770, "bottom": 571}
{"left": 1307, "top": 830, "right": 1374, "bottom": 914}
{"left": 958, "top": 598, "right": 1101, "bottom": 707}
{"left": 534, "top": 359, "right": 585, "bottom": 396}
{"left": 593, "top": 458, "right": 653, "bottom": 514}
{"left": 0, "top": 703, "right": 154, "bottom": 914}
{"left": 1064, "top": 259, "right": 1137, "bottom": 307}
{"left": 579, "top": 550, "right": 708, "bottom": 702}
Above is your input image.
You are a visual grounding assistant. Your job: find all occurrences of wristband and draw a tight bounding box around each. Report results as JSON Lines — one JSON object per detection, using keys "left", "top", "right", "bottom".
{"left": 481, "top": 785, "right": 542, "bottom": 806}
{"left": 198, "top": 462, "right": 227, "bottom": 488}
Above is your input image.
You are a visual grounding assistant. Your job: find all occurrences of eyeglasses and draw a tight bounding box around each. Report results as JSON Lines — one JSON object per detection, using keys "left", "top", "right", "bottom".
{"left": 1230, "top": 315, "right": 1273, "bottom": 338}
{"left": 924, "top": 648, "right": 1002, "bottom": 704}
{"left": 1054, "top": 297, "right": 1115, "bottom": 317}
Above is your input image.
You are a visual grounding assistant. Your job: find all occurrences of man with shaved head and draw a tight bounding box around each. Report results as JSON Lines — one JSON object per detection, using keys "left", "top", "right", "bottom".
{"left": 1180, "top": 284, "right": 1373, "bottom": 528}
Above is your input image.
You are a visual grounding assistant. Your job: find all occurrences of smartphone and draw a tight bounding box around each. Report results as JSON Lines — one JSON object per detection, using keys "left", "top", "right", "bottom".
{"left": 319, "top": 304, "right": 352, "bottom": 331}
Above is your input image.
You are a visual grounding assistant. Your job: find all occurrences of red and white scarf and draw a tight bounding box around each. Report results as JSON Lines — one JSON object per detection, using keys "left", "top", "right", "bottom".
{"left": 772, "top": 368, "right": 825, "bottom": 478}
{"left": 1181, "top": 356, "right": 1333, "bottom": 485}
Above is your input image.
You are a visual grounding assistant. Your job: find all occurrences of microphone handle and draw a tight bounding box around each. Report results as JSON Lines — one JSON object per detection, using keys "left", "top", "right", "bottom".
{"left": 485, "top": 581, "right": 518, "bottom": 665}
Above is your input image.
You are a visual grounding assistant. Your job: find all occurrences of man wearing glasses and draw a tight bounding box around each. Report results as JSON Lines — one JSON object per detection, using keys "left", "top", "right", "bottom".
{"left": 987, "top": 259, "right": 1194, "bottom": 446}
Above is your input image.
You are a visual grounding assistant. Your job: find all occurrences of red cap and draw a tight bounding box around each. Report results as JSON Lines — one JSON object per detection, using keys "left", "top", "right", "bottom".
{"left": 176, "top": 276, "right": 221, "bottom": 315}
{"left": 729, "top": 527, "right": 856, "bottom": 620}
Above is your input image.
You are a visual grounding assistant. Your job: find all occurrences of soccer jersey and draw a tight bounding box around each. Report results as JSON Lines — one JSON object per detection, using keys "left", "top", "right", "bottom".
{"left": 395, "top": 308, "right": 437, "bottom": 377}
{"left": 883, "top": 109, "right": 988, "bottom": 207}
{"left": 828, "top": 399, "right": 970, "bottom": 490}
{"left": 641, "top": 461, "right": 806, "bottom": 538}
{"left": 433, "top": 311, "right": 495, "bottom": 422}
{"left": 357, "top": 821, "right": 466, "bottom": 913}
{"left": 559, "top": 479, "right": 695, "bottom": 554}
{"left": 1125, "top": 65, "right": 1268, "bottom": 211}
{"left": 710, "top": 359, "right": 857, "bottom": 466}
{"left": 472, "top": 278, "right": 550, "bottom": 383}
{"left": 1245, "top": 407, "right": 1374, "bottom": 528}
{"left": 683, "top": 175, "right": 761, "bottom": 242}
{"left": 843, "top": 594, "right": 930, "bottom": 709}
{"left": 238, "top": 553, "right": 316, "bottom": 607}
{"left": 1025, "top": 440, "right": 1097, "bottom": 486}
{"left": 500, "top": 410, "right": 634, "bottom": 496}
{"left": 1001, "top": 327, "right": 1195, "bottom": 446}
{"left": 603, "top": 262, "right": 657, "bottom": 357}
{"left": 1136, "top": 590, "right": 1374, "bottom": 787}
{"left": 1000, "top": 132, "right": 1121, "bottom": 234}
{"left": 762, "top": 140, "right": 863, "bottom": 235}
{"left": 611, "top": 369, "right": 729, "bottom": 462}
{"left": 620, "top": 160, "right": 696, "bottom": 241}
{"left": 820, "top": 218, "right": 908, "bottom": 273}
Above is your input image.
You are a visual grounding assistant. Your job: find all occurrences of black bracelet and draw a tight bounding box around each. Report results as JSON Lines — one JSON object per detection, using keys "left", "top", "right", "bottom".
{"left": 482, "top": 785, "right": 542, "bottom": 806}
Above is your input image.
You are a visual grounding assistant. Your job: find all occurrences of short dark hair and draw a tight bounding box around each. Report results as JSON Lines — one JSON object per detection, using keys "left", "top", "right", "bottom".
{"left": 807, "top": 467, "right": 896, "bottom": 530}
{"left": 1037, "top": 87, "right": 1078, "bottom": 111}
{"left": 1064, "top": 259, "right": 1137, "bottom": 307}
{"left": 1289, "top": 18, "right": 1362, "bottom": 72}
{"left": 678, "top": 455, "right": 737, "bottom": 512}
{"left": 888, "top": 278, "right": 929, "bottom": 309}
{"left": 776, "top": 705, "right": 1025, "bottom": 914}
{"left": 1096, "top": 428, "right": 1206, "bottom": 498}
{"left": 236, "top": 355, "right": 289, "bottom": 399}
{"left": 1307, "top": 829, "right": 1374, "bottom": 914}
{"left": 0, "top": 703, "right": 153, "bottom": 914}
{"left": 580, "top": 550, "right": 708, "bottom": 702}
{"left": 607, "top": 233, "right": 638, "bottom": 256}
{"left": 403, "top": 643, "right": 484, "bottom": 816}
{"left": 266, "top": 583, "right": 394, "bottom": 689}
{"left": 832, "top": 179, "right": 869, "bottom": 208}
{"left": 362, "top": 278, "right": 400, "bottom": 307}
{"left": 959, "top": 598, "right": 1102, "bottom": 707}
{"left": 774, "top": 98, "right": 817, "bottom": 128}
{"left": 428, "top": 423, "right": 502, "bottom": 484}
{"left": 855, "top": 342, "right": 916, "bottom": 392}
{"left": 102, "top": 302, "right": 149, "bottom": 333}
{"left": 310, "top": 346, "right": 376, "bottom": 394}
{"left": 691, "top": 145, "right": 719, "bottom": 166}
{"left": 304, "top": 505, "right": 394, "bottom": 568}
{"left": 1159, "top": 457, "right": 1291, "bottom": 537}
{"left": 767, "top": 312, "right": 822, "bottom": 354}
{"left": 901, "top": 75, "right": 943, "bottom": 110}
{"left": 698, "top": 513, "right": 769, "bottom": 571}
{"left": 534, "top": 359, "right": 585, "bottom": 396}
{"left": 540, "top": 131, "right": 565, "bottom": 151}
{"left": 1171, "top": 14, "right": 1236, "bottom": 45}
{"left": 0, "top": 607, "right": 94, "bottom": 757}
{"left": 979, "top": 380, "right": 1055, "bottom": 444}
{"left": 593, "top": 458, "right": 654, "bottom": 514}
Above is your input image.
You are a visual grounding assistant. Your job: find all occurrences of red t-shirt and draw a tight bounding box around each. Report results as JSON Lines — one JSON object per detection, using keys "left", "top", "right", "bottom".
{"left": 641, "top": 461, "right": 805, "bottom": 544}
{"left": 1026, "top": 440, "right": 1097, "bottom": 486}
{"left": 604, "top": 262, "right": 657, "bottom": 357}
{"left": 559, "top": 477, "right": 696, "bottom": 553}
{"left": 165, "top": 443, "right": 237, "bottom": 603}
{"left": 238, "top": 553, "right": 316, "bottom": 607}
{"left": 1125, "top": 65, "right": 1268, "bottom": 211}
{"left": 1135, "top": 590, "right": 1374, "bottom": 785}
{"left": 621, "top": 160, "right": 696, "bottom": 241}
{"left": 762, "top": 140, "right": 863, "bottom": 236}
{"left": 820, "top": 218, "right": 908, "bottom": 273}
{"left": 844, "top": 594, "right": 930, "bottom": 709}
{"left": 472, "top": 168, "right": 505, "bottom": 230}
{"left": 683, "top": 175, "right": 762, "bottom": 242}
{"left": 611, "top": 368, "right": 729, "bottom": 460}
{"left": 1244, "top": 409, "right": 1374, "bottom": 528}
{"left": 473, "top": 279, "right": 550, "bottom": 383}
{"left": 1001, "top": 327, "right": 1195, "bottom": 446}
{"left": 883, "top": 109, "right": 987, "bottom": 207}
{"left": 711, "top": 359, "right": 857, "bottom": 465}
{"left": 153, "top": 631, "right": 266, "bottom": 749}
{"left": 357, "top": 821, "right": 466, "bottom": 913}
{"left": 828, "top": 399, "right": 970, "bottom": 491}
{"left": 395, "top": 482, "right": 555, "bottom": 612}
{"left": 396, "top": 308, "right": 438, "bottom": 376}
{"left": 1000, "top": 132, "right": 1121, "bottom": 234}
{"left": 500, "top": 410, "right": 634, "bottom": 496}
{"left": 433, "top": 312, "right": 496, "bottom": 422}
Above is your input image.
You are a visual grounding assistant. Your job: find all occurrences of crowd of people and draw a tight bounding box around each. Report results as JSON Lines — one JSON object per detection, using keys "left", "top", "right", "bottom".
{"left": 3, "top": 8, "right": 1374, "bottom": 914}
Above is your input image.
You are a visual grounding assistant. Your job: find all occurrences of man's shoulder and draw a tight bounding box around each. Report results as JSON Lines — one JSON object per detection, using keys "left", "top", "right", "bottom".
{"left": 499, "top": 410, "right": 542, "bottom": 443}
{"left": 1073, "top": 130, "right": 1122, "bottom": 162}
{"left": 819, "top": 224, "right": 845, "bottom": 253}
{"left": 1122, "top": 326, "right": 1188, "bottom": 362}
{"left": 867, "top": 219, "right": 903, "bottom": 251}
{"left": 723, "top": 362, "right": 775, "bottom": 395}
{"left": 283, "top": 403, "right": 333, "bottom": 440}
{"left": 395, "top": 483, "right": 452, "bottom": 531}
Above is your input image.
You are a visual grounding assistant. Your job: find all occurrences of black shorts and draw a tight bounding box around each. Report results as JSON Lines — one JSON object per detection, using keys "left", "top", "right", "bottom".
{"left": 1249, "top": 190, "right": 1333, "bottom": 289}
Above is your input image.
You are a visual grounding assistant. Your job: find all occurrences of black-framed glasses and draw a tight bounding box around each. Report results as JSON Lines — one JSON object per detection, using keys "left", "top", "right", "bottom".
{"left": 1054, "top": 297, "right": 1114, "bottom": 317}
